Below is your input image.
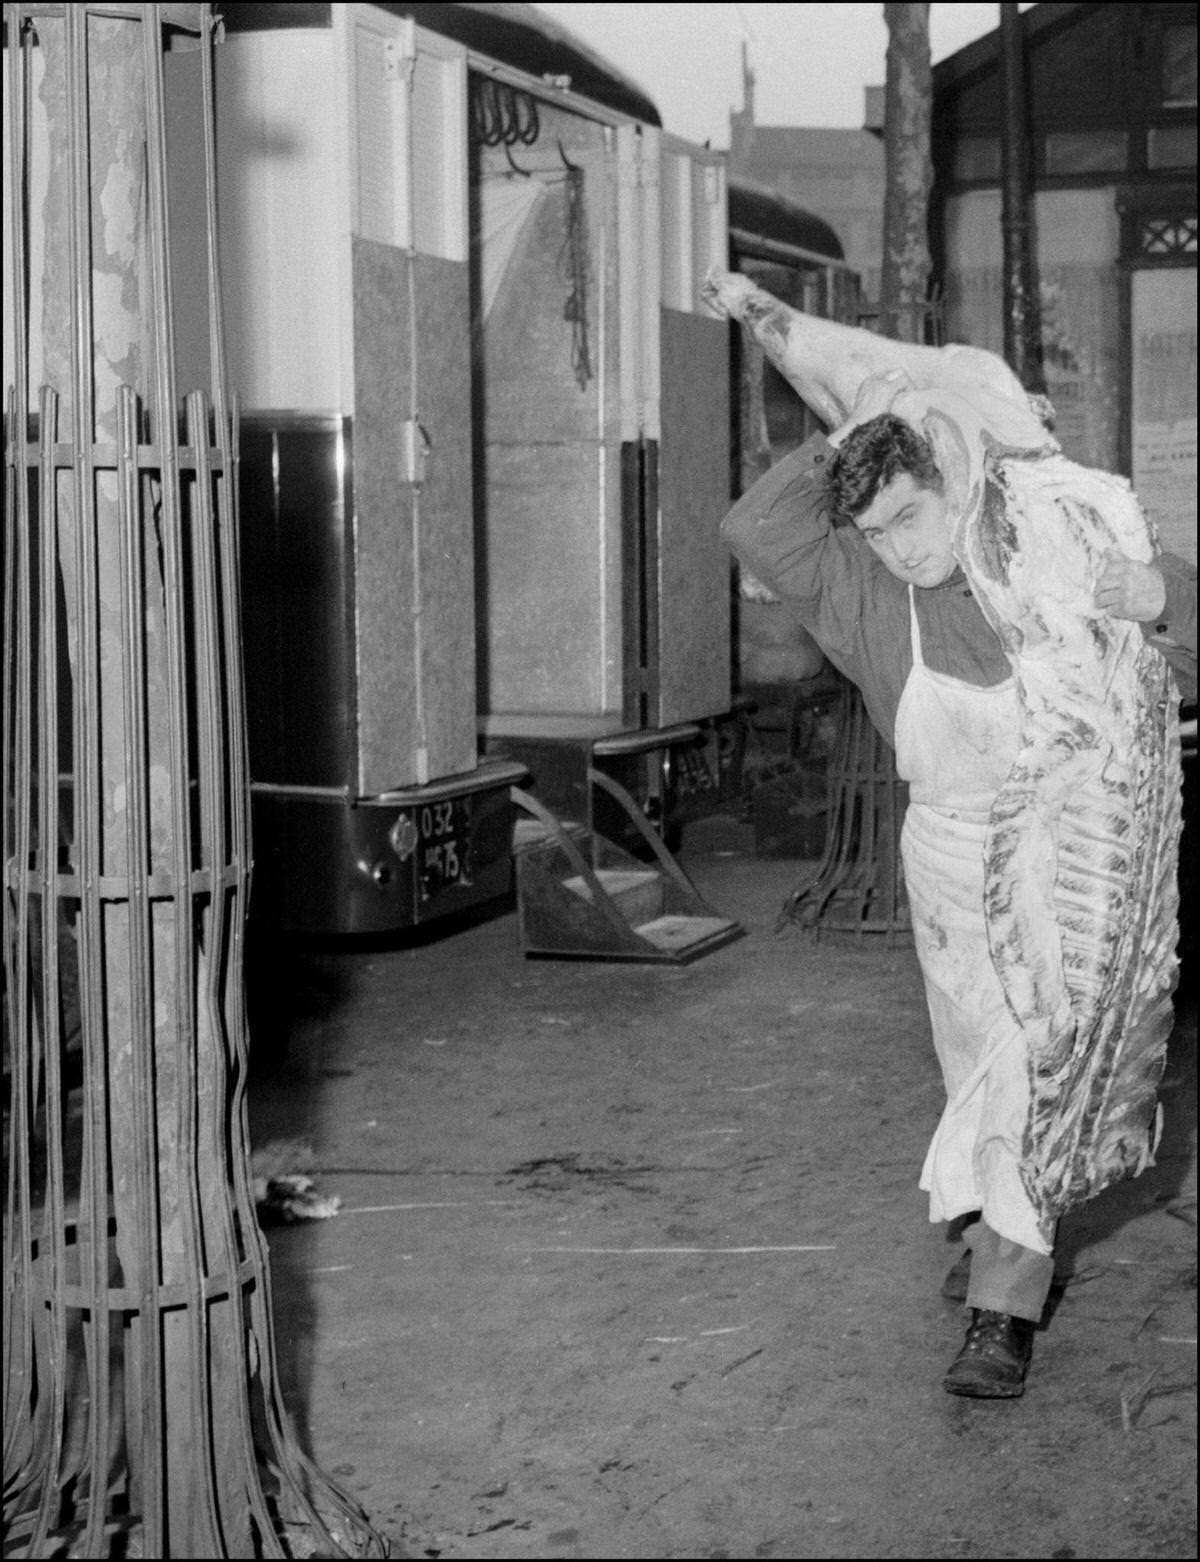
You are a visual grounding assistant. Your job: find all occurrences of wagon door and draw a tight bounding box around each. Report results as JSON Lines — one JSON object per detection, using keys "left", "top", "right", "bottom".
{"left": 472, "top": 89, "right": 625, "bottom": 733}
{"left": 340, "top": 6, "right": 475, "bottom": 789}
{"left": 621, "top": 128, "right": 732, "bottom": 729}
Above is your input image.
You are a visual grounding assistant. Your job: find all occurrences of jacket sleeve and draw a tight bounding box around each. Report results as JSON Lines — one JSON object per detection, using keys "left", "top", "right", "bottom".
{"left": 720, "top": 433, "right": 880, "bottom": 674}
{"left": 1145, "top": 551, "right": 1197, "bottom": 703}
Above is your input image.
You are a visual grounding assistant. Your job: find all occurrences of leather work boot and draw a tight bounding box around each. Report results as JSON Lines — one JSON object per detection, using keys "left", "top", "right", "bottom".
{"left": 943, "top": 1309, "right": 1034, "bottom": 1398}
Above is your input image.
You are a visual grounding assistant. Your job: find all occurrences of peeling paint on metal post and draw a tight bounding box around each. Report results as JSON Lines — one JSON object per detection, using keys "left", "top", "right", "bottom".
{"left": 880, "top": 2, "right": 933, "bottom": 343}
{"left": 1000, "top": 1, "right": 1048, "bottom": 396}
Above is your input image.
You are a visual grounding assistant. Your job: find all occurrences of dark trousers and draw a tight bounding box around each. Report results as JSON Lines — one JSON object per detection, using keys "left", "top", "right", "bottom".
{"left": 964, "top": 1218, "right": 1056, "bottom": 1322}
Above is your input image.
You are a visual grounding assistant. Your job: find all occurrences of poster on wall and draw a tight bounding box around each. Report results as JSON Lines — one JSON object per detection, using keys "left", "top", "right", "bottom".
{"left": 1037, "top": 267, "right": 1121, "bottom": 473}
{"left": 1131, "top": 267, "right": 1198, "bottom": 565}
{"left": 943, "top": 264, "right": 1123, "bottom": 473}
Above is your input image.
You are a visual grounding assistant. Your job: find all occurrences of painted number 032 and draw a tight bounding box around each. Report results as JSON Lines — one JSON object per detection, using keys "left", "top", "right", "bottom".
{"left": 421, "top": 802, "right": 456, "bottom": 839}
{"left": 420, "top": 801, "right": 468, "bottom": 892}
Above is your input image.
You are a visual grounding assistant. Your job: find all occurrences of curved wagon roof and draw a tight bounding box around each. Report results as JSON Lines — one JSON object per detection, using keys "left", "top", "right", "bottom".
{"left": 729, "top": 179, "right": 845, "bottom": 264}
{"left": 216, "top": 1, "right": 662, "bottom": 127}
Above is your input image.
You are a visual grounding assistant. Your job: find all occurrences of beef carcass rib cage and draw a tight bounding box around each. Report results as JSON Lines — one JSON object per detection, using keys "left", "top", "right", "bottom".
{"left": 704, "top": 268, "right": 1182, "bottom": 1229}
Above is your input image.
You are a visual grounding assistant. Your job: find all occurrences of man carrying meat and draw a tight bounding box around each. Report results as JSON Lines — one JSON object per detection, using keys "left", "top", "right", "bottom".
{"left": 721, "top": 371, "right": 1193, "bottom": 1400}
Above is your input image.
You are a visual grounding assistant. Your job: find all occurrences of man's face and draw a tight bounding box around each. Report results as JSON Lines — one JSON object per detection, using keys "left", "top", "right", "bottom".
{"left": 852, "top": 473, "right": 957, "bottom": 588}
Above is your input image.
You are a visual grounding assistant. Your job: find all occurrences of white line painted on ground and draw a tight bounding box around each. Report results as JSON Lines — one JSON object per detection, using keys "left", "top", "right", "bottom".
{"left": 342, "top": 1200, "right": 520, "bottom": 1215}
{"left": 516, "top": 1244, "right": 835, "bottom": 1254}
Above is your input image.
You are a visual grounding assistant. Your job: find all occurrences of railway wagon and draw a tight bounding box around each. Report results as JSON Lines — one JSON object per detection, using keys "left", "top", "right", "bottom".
{"left": 173, "top": 1, "right": 859, "bottom": 938}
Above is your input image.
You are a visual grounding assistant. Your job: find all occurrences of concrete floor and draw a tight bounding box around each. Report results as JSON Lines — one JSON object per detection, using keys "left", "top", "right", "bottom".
{"left": 248, "top": 831, "right": 1197, "bottom": 1562}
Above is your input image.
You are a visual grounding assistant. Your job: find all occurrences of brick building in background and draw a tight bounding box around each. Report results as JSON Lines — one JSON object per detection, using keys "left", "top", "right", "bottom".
{"left": 729, "top": 48, "right": 886, "bottom": 310}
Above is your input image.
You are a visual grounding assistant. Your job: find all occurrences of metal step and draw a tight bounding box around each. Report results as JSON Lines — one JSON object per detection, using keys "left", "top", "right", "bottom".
{"left": 510, "top": 777, "right": 743, "bottom": 964}
{"left": 634, "top": 914, "right": 737, "bottom": 954}
{"left": 562, "top": 868, "right": 664, "bottom": 927}
{"left": 513, "top": 815, "right": 587, "bottom": 850}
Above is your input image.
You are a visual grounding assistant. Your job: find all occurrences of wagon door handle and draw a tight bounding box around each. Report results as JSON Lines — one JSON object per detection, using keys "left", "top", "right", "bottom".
{"left": 402, "top": 418, "right": 431, "bottom": 486}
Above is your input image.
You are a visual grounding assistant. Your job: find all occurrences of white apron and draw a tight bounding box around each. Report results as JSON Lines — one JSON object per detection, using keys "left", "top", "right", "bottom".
{"left": 895, "top": 587, "right": 1051, "bottom": 1256}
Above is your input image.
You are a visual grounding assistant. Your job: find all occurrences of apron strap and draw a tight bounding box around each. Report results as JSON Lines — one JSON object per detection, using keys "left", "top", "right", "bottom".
{"left": 908, "top": 583, "right": 924, "bottom": 668}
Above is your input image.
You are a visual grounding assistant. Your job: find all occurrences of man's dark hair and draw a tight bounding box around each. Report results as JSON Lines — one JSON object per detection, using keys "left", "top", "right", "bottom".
{"left": 829, "top": 414, "right": 943, "bottom": 526}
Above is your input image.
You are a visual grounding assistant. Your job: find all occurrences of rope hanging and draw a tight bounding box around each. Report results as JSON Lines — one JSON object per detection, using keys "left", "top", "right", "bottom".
{"left": 559, "top": 155, "right": 593, "bottom": 390}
